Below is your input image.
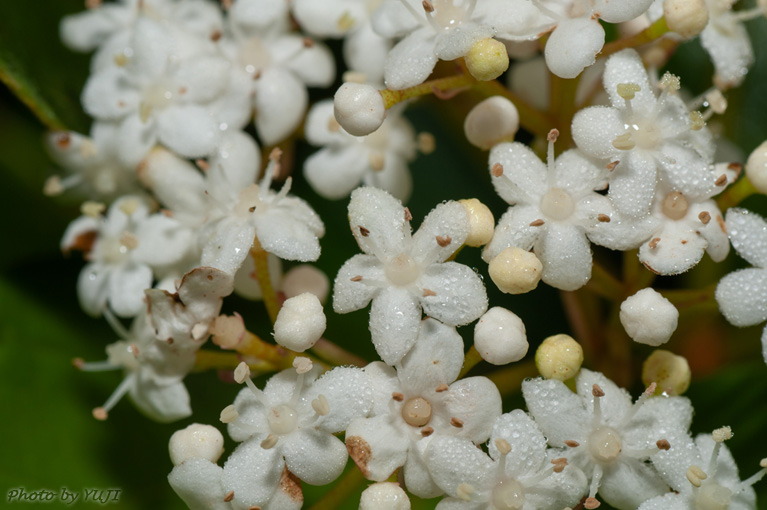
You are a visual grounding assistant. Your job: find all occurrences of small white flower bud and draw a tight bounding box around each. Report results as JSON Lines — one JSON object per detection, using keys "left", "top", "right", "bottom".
{"left": 459, "top": 199, "right": 495, "bottom": 246}
{"left": 359, "top": 482, "right": 411, "bottom": 510}
{"left": 488, "top": 247, "right": 542, "bottom": 294}
{"left": 620, "top": 288, "right": 678, "bottom": 346}
{"left": 334, "top": 83, "right": 386, "bottom": 136}
{"left": 280, "top": 264, "right": 330, "bottom": 304}
{"left": 169, "top": 424, "right": 224, "bottom": 466}
{"left": 209, "top": 313, "right": 245, "bottom": 349}
{"left": 746, "top": 141, "right": 767, "bottom": 193}
{"left": 273, "top": 293, "right": 326, "bottom": 352}
{"left": 535, "top": 334, "right": 583, "bottom": 381}
{"left": 642, "top": 349, "right": 691, "bottom": 395}
{"left": 464, "top": 96, "right": 519, "bottom": 150}
{"left": 465, "top": 38, "right": 509, "bottom": 81}
{"left": 663, "top": 0, "right": 709, "bottom": 39}
{"left": 474, "top": 307, "right": 528, "bottom": 365}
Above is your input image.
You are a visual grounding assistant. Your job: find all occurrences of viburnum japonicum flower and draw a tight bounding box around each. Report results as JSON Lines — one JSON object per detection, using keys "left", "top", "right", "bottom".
{"left": 304, "top": 99, "right": 416, "bottom": 201}
{"left": 523, "top": 369, "right": 694, "bottom": 509}
{"left": 572, "top": 49, "right": 715, "bottom": 218}
{"left": 716, "top": 208, "right": 767, "bottom": 363}
{"left": 333, "top": 187, "right": 488, "bottom": 365}
{"left": 219, "top": 358, "right": 373, "bottom": 509}
{"left": 482, "top": 132, "right": 651, "bottom": 291}
{"left": 345, "top": 319, "right": 502, "bottom": 498}
{"left": 641, "top": 427, "right": 766, "bottom": 510}
{"left": 700, "top": 0, "right": 757, "bottom": 89}
{"left": 61, "top": 195, "right": 194, "bottom": 318}
{"left": 424, "top": 410, "right": 588, "bottom": 510}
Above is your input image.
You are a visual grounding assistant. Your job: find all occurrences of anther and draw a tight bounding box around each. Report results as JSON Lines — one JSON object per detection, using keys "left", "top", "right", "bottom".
{"left": 392, "top": 392, "right": 405, "bottom": 402}
{"left": 248, "top": 206, "right": 256, "bottom": 213}
{"left": 584, "top": 497, "right": 601, "bottom": 509}
{"left": 422, "top": 288, "right": 436, "bottom": 297}
{"left": 565, "top": 440, "right": 580, "bottom": 448}
{"left": 261, "top": 434, "right": 278, "bottom": 449}
{"left": 72, "top": 358, "right": 85, "bottom": 370}
{"left": 234, "top": 362, "right": 250, "bottom": 384}
{"left": 421, "top": 426, "right": 434, "bottom": 437}
{"left": 422, "top": 0, "right": 434, "bottom": 12}
{"left": 706, "top": 90, "right": 727, "bottom": 115}
{"left": 606, "top": 161, "right": 620, "bottom": 171}
{"left": 436, "top": 235, "right": 452, "bottom": 247}
{"left": 350, "top": 275, "right": 363, "bottom": 282}
{"left": 119, "top": 231, "right": 139, "bottom": 250}
{"left": 450, "top": 417, "right": 464, "bottom": 428}
{"left": 699, "top": 211, "right": 711, "bottom": 224}
{"left": 210, "top": 30, "right": 222, "bottom": 42}
{"left": 687, "top": 465, "right": 707, "bottom": 487}
{"left": 224, "top": 491, "right": 235, "bottom": 502}
{"left": 592, "top": 384, "right": 605, "bottom": 398}
{"left": 495, "top": 438, "right": 511, "bottom": 455}
{"left": 369, "top": 153, "right": 385, "bottom": 171}
{"left": 529, "top": 219, "right": 545, "bottom": 227}
{"left": 597, "top": 214, "right": 611, "bottom": 223}
{"left": 712, "top": 426, "right": 732, "bottom": 442}
{"left": 293, "top": 357, "right": 313, "bottom": 374}
{"left": 435, "top": 384, "right": 449, "bottom": 392}
{"left": 92, "top": 407, "right": 108, "bottom": 421}
{"left": 617, "top": 83, "right": 641, "bottom": 100}
{"left": 612, "top": 133, "right": 635, "bottom": 151}
{"left": 491, "top": 163, "right": 504, "bottom": 177}
{"left": 649, "top": 237, "right": 661, "bottom": 249}
{"left": 195, "top": 159, "right": 210, "bottom": 171}
{"left": 660, "top": 73, "right": 681, "bottom": 92}
{"left": 404, "top": 207, "right": 413, "bottom": 221}
{"left": 551, "top": 457, "right": 568, "bottom": 473}
{"left": 690, "top": 111, "right": 705, "bottom": 131}
{"left": 728, "top": 162, "right": 743, "bottom": 176}
{"left": 302, "top": 37, "right": 314, "bottom": 48}
{"left": 547, "top": 129, "right": 559, "bottom": 143}
{"left": 269, "top": 147, "right": 282, "bottom": 162}
{"left": 456, "top": 483, "right": 474, "bottom": 502}
{"left": 220, "top": 405, "right": 239, "bottom": 423}
{"left": 312, "top": 394, "right": 330, "bottom": 416}
{"left": 358, "top": 226, "right": 370, "bottom": 237}
{"left": 715, "top": 174, "right": 728, "bottom": 186}
{"left": 418, "top": 132, "right": 436, "bottom": 154}
{"left": 81, "top": 201, "right": 106, "bottom": 218}
{"left": 656, "top": 439, "right": 671, "bottom": 451}
{"left": 113, "top": 53, "right": 128, "bottom": 67}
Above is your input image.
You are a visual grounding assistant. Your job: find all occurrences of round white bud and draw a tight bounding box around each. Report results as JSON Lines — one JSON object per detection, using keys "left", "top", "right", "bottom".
{"left": 465, "top": 38, "right": 510, "bottom": 82}
{"left": 273, "top": 293, "right": 326, "bottom": 352}
{"left": 535, "top": 334, "right": 583, "bottom": 381}
{"left": 620, "top": 288, "right": 678, "bottom": 346}
{"left": 746, "top": 141, "right": 767, "bottom": 193}
{"left": 334, "top": 83, "right": 386, "bottom": 136}
{"left": 488, "top": 247, "right": 542, "bottom": 294}
{"left": 459, "top": 199, "right": 495, "bottom": 247}
{"left": 663, "top": 0, "right": 709, "bottom": 39}
{"left": 474, "top": 307, "right": 528, "bottom": 365}
{"left": 359, "top": 482, "right": 411, "bottom": 510}
{"left": 281, "top": 264, "right": 330, "bottom": 304}
{"left": 169, "top": 424, "right": 224, "bottom": 466}
{"left": 642, "top": 349, "right": 691, "bottom": 395}
{"left": 464, "top": 96, "right": 520, "bottom": 150}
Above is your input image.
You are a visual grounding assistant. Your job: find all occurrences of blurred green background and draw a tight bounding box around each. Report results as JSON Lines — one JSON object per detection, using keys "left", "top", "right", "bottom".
{"left": 1, "top": 1, "right": 766, "bottom": 508}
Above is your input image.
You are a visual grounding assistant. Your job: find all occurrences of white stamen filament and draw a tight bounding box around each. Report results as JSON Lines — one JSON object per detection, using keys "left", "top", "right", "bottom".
{"left": 735, "top": 464, "right": 767, "bottom": 494}
{"left": 588, "top": 464, "right": 604, "bottom": 499}
{"left": 619, "top": 382, "right": 655, "bottom": 428}
{"left": 98, "top": 373, "right": 135, "bottom": 414}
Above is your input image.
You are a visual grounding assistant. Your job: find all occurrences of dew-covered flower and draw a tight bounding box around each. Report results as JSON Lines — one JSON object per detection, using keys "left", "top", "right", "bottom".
{"left": 345, "top": 319, "right": 502, "bottom": 498}
{"left": 522, "top": 369, "right": 693, "bottom": 509}
{"left": 220, "top": 359, "right": 373, "bottom": 509}
{"left": 701, "top": 0, "right": 755, "bottom": 89}
{"left": 715, "top": 207, "right": 767, "bottom": 363}
{"left": 304, "top": 100, "right": 416, "bottom": 201}
{"left": 424, "top": 410, "right": 587, "bottom": 510}
{"left": 333, "top": 187, "right": 487, "bottom": 365}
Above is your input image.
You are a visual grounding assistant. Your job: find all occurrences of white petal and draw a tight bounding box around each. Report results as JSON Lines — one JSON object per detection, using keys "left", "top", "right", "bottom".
{"left": 726, "top": 207, "right": 767, "bottom": 268}
{"left": 598, "top": 457, "right": 668, "bottom": 509}
{"left": 593, "top": 0, "right": 654, "bottom": 23}
{"left": 282, "top": 39, "right": 335, "bottom": 87}
{"left": 82, "top": 68, "right": 139, "bottom": 120}
{"left": 222, "top": 440, "right": 282, "bottom": 507}
{"left": 397, "top": 318, "right": 464, "bottom": 394}
{"left": 117, "top": 113, "right": 156, "bottom": 168}
{"left": 201, "top": 218, "right": 256, "bottom": 275}
{"left": 489, "top": 142, "right": 547, "bottom": 205}
{"left": 609, "top": 150, "right": 657, "bottom": 218}
{"left": 156, "top": 105, "right": 221, "bottom": 158}
{"left": 131, "top": 373, "right": 191, "bottom": 422}
{"left": 304, "top": 147, "right": 368, "bottom": 200}
{"left": 139, "top": 148, "right": 206, "bottom": 213}
{"left": 434, "top": 23, "right": 494, "bottom": 61}
{"left": 441, "top": 377, "right": 502, "bottom": 443}
{"left": 369, "top": 287, "right": 422, "bottom": 365}
{"left": 364, "top": 361, "right": 400, "bottom": 416}
{"left": 253, "top": 199, "right": 323, "bottom": 262}
{"left": 424, "top": 436, "right": 495, "bottom": 497}
{"left": 651, "top": 429, "right": 700, "bottom": 492}
{"left": 346, "top": 416, "right": 409, "bottom": 480}
{"left": 207, "top": 130, "right": 261, "bottom": 200}
{"left": 133, "top": 215, "right": 194, "bottom": 268}
{"left": 304, "top": 100, "right": 351, "bottom": 146}
{"left": 571, "top": 106, "right": 624, "bottom": 161}
{"left": 362, "top": 153, "right": 413, "bottom": 203}
{"left": 292, "top": 0, "right": 367, "bottom": 36}
{"left": 177, "top": 266, "right": 234, "bottom": 319}
{"left": 333, "top": 254, "right": 385, "bottom": 314}
{"left": 522, "top": 378, "right": 589, "bottom": 446}
{"left": 168, "top": 459, "right": 230, "bottom": 510}
{"left": 715, "top": 268, "right": 767, "bottom": 327}
{"left": 482, "top": 205, "right": 542, "bottom": 262}
{"left": 489, "top": 410, "right": 547, "bottom": 476}
{"left": 403, "top": 440, "right": 442, "bottom": 498}
{"left": 638, "top": 493, "right": 691, "bottom": 510}
{"left": 575, "top": 369, "right": 633, "bottom": 427}
{"left": 108, "top": 264, "right": 153, "bottom": 317}
{"left": 603, "top": 49, "right": 655, "bottom": 112}
{"left": 282, "top": 429, "right": 348, "bottom": 485}
{"left": 639, "top": 222, "right": 707, "bottom": 275}
{"left": 128, "top": 18, "right": 172, "bottom": 80}
{"left": 419, "top": 262, "right": 488, "bottom": 325}
{"left": 552, "top": 149, "right": 608, "bottom": 195}
{"left": 254, "top": 68, "right": 308, "bottom": 146}
{"left": 700, "top": 17, "right": 753, "bottom": 89}
{"left": 344, "top": 23, "right": 391, "bottom": 83}
{"left": 544, "top": 18, "right": 604, "bottom": 79}
{"left": 692, "top": 203, "right": 729, "bottom": 263}
{"left": 60, "top": 7, "right": 126, "bottom": 52}
{"left": 411, "top": 201, "right": 470, "bottom": 264}
{"left": 535, "top": 224, "right": 593, "bottom": 291}
{"left": 371, "top": 0, "right": 421, "bottom": 39}
{"left": 348, "top": 187, "right": 410, "bottom": 258}
{"left": 384, "top": 30, "right": 438, "bottom": 90}
{"left": 307, "top": 367, "right": 373, "bottom": 433}
{"left": 172, "top": 56, "right": 231, "bottom": 104}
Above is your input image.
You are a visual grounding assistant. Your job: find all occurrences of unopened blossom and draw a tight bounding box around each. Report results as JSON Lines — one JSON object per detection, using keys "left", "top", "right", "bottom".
{"left": 333, "top": 187, "right": 487, "bottom": 365}
{"left": 221, "top": 359, "right": 373, "bottom": 509}
{"left": 535, "top": 334, "right": 584, "bottom": 381}
{"left": 620, "top": 288, "right": 679, "bottom": 346}
{"left": 273, "top": 293, "right": 326, "bottom": 352}
{"left": 425, "top": 410, "right": 587, "bottom": 510}
{"left": 572, "top": 49, "right": 716, "bottom": 218}
{"left": 359, "top": 482, "right": 411, "bottom": 510}
{"left": 715, "top": 208, "right": 767, "bottom": 363}
{"left": 304, "top": 99, "right": 416, "bottom": 201}
{"left": 523, "top": 369, "right": 693, "bottom": 509}
{"left": 345, "top": 319, "right": 502, "bottom": 498}
{"left": 61, "top": 195, "right": 193, "bottom": 318}
{"left": 473, "top": 307, "right": 528, "bottom": 365}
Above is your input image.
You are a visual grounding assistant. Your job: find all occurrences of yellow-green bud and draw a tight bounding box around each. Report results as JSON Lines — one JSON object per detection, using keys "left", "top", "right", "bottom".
{"left": 642, "top": 349, "right": 691, "bottom": 396}
{"left": 465, "top": 38, "right": 509, "bottom": 81}
{"left": 488, "top": 247, "right": 542, "bottom": 294}
{"left": 535, "top": 334, "right": 583, "bottom": 381}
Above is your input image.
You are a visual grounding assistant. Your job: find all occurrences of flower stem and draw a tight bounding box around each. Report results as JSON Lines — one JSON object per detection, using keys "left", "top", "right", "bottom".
{"left": 487, "top": 360, "right": 538, "bottom": 396}
{"left": 250, "top": 236, "right": 281, "bottom": 324}
{"left": 717, "top": 174, "right": 758, "bottom": 210}
{"left": 307, "top": 466, "right": 367, "bottom": 510}
{"left": 661, "top": 286, "right": 717, "bottom": 310}
{"left": 311, "top": 338, "right": 367, "bottom": 367}
{"left": 193, "top": 350, "right": 272, "bottom": 373}
{"left": 380, "top": 72, "right": 476, "bottom": 109}
{"left": 586, "top": 262, "right": 625, "bottom": 301}
{"left": 600, "top": 17, "right": 670, "bottom": 59}
{"left": 459, "top": 345, "right": 483, "bottom": 378}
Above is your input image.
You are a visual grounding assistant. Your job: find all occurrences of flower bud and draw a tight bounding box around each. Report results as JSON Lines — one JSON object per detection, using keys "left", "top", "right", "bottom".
{"left": 535, "top": 334, "right": 583, "bottom": 381}
{"left": 210, "top": 313, "right": 246, "bottom": 349}
{"left": 359, "top": 482, "right": 411, "bottom": 510}
{"left": 620, "top": 288, "right": 678, "bottom": 346}
{"left": 281, "top": 264, "right": 330, "bottom": 304}
{"left": 464, "top": 96, "right": 519, "bottom": 150}
{"left": 746, "top": 141, "right": 767, "bottom": 193}
{"left": 488, "top": 247, "right": 542, "bottom": 294}
{"left": 334, "top": 83, "right": 386, "bottom": 136}
{"left": 663, "top": 0, "right": 709, "bottom": 39}
{"left": 474, "top": 307, "right": 528, "bottom": 365}
{"left": 169, "top": 424, "right": 225, "bottom": 466}
{"left": 465, "top": 38, "right": 509, "bottom": 81}
{"left": 273, "top": 293, "right": 326, "bottom": 352}
{"left": 459, "top": 199, "right": 495, "bottom": 247}
{"left": 642, "top": 349, "right": 691, "bottom": 395}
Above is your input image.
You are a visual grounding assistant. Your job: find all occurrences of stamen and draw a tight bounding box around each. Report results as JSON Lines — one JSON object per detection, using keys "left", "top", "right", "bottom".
{"left": 657, "top": 439, "right": 671, "bottom": 451}
{"left": 312, "top": 394, "right": 330, "bottom": 416}
{"left": 495, "top": 438, "right": 511, "bottom": 455}
{"left": 687, "top": 465, "right": 707, "bottom": 487}
{"left": 224, "top": 491, "right": 235, "bottom": 503}
{"left": 597, "top": 214, "right": 611, "bottom": 223}
{"left": 435, "top": 384, "right": 449, "bottom": 393}
{"left": 491, "top": 163, "right": 504, "bottom": 177}
{"left": 422, "top": 0, "right": 434, "bottom": 12}
{"left": 612, "top": 133, "right": 635, "bottom": 151}
{"left": 392, "top": 392, "right": 405, "bottom": 401}
{"left": 422, "top": 288, "right": 436, "bottom": 297}
{"left": 75, "top": 359, "right": 119, "bottom": 372}
{"left": 546, "top": 129, "right": 558, "bottom": 177}
{"left": 564, "top": 440, "right": 580, "bottom": 448}
{"left": 456, "top": 483, "right": 474, "bottom": 502}
{"left": 690, "top": 111, "right": 705, "bottom": 131}
{"left": 404, "top": 207, "right": 413, "bottom": 221}
{"left": 450, "top": 417, "right": 464, "bottom": 428}
{"left": 529, "top": 219, "right": 545, "bottom": 227}
{"left": 220, "top": 404, "right": 239, "bottom": 423}
{"left": 735, "top": 460, "right": 767, "bottom": 494}
{"left": 94, "top": 373, "right": 135, "bottom": 419}
{"left": 350, "top": 275, "right": 363, "bottom": 282}
{"left": 234, "top": 362, "right": 268, "bottom": 406}
{"left": 659, "top": 73, "right": 680, "bottom": 93}
{"left": 619, "top": 382, "right": 655, "bottom": 428}
{"left": 421, "top": 426, "right": 434, "bottom": 437}
{"left": 261, "top": 433, "right": 278, "bottom": 449}
{"left": 81, "top": 201, "right": 106, "bottom": 218}
{"left": 709, "top": 426, "right": 732, "bottom": 477}
{"left": 587, "top": 464, "right": 603, "bottom": 504}
{"left": 358, "top": 226, "right": 370, "bottom": 237}
{"left": 699, "top": 211, "right": 711, "bottom": 225}
{"left": 435, "top": 235, "right": 452, "bottom": 247}
{"left": 293, "top": 357, "right": 313, "bottom": 374}
{"left": 592, "top": 384, "right": 604, "bottom": 426}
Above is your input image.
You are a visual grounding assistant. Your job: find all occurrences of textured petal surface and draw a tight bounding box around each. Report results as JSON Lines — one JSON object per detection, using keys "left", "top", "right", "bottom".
{"left": 535, "top": 224, "right": 593, "bottom": 291}
{"left": 222, "top": 440, "right": 282, "bottom": 507}
{"left": 639, "top": 221, "right": 707, "bottom": 275}
{"left": 489, "top": 142, "right": 547, "bottom": 205}
{"left": 598, "top": 457, "right": 668, "bottom": 510}
{"left": 369, "top": 287, "right": 422, "bottom": 365}
{"left": 425, "top": 436, "right": 495, "bottom": 498}
{"left": 715, "top": 268, "right": 767, "bottom": 327}
{"left": 411, "top": 201, "right": 469, "bottom": 264}
{"left": 603, "top": 49, "right": 656, "bottom": 112}
{"left": 348, "top": 187, "right": 410, "bottom": 259}
{"left": 283, "top": 429, "right": 348, "bottom": 485}
{"left": 522, "top": 378, "right": 589, "bottom": 445}
{"left": 544, "top": 18, "right": 604, "bottom": 79}
{"left": 441, "top": 377, "right": 502, "bottom": 443}
{"left": 384, "top": 30, "right": 438, "bottom": 90}
{"left": 726, "top": 207, "right": 767, "bottom": 268}
{"left": 108, "top": 264, "right": 153, "bottom": 317}
{"left": 157, "top": 105, "right": 221, "bottom": 158}
{"left": 253, "top": 200, "right": 323, "bottom": 262}
{"left": 419, "top": 262, "right": 488, "bottom": 326}
{"left": 397, "top": 318, "right": 463, "bottom": 394}
{"left": 482, "top": 205, "right": 542, "bottom": 262}
{"left": 489, "top": 410, "right": 546, "bottom": 476}
{"left": 700, "top": 17, "right": 753, "bottom": 88}
{"left": 307, "top": 367, "right": 373, "bottom": 433}
{"left": 571, "top": 106, "right": 624, "bottom": 161}
{"left": 333, "top": 254, "right": 385, "bottom": 313}
{"left": 254, "top": 68, "right": 308, "bottom": 145}
{"left": 168, "top": 459, "right": 230, "bottom": 510}
{"left": 346, "top": 416, "right": 409, "bottom": 480}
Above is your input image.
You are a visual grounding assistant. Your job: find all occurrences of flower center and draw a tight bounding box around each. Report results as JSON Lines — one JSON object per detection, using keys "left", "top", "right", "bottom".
{"left": 588, "top": 426, "right": 622, "bottom": 462}
{"left": 661, "top": 191, "right": 689, "bottom": 220}
{"left": 695, "top": 482, "right": 732, "bottom": 510}
{"left": 539, "top": 187, "right": 575, "bottom": 221}
{"left": 432, "top": 0, "right": 470, "bottom": 29}
{"left": 385, "top": 253, "right": 421, "bottom": 286}
{"left": 268, "top": 404, "right": 299, "bottom": 435}
{"left": 239, "top": 36, "right": 271, "bottom": 75}
{"left": 491, "top": 478, "right": 526, "bottom": 510}
{"left": 234, "top": 184, "right": 263, "bottom": 217}
{"left": 106, "top": 341, "right": 140, "bottom": 371}
{"left": 401, "top": 397, "right": 432, "bottom": 427}
{"left": 143, "top": 81, "right": 175, "bottom": 111}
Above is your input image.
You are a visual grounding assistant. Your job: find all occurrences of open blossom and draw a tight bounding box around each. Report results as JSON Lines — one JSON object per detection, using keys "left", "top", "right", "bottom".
{"left": 333, "top": 187, "right": 487, "bottom": 365}
{"left": 425, "top": 410, "right": 587, "bottom": 510}
{"left": 346, "top": 319, "right": 502, "bottom": 498}
{"left": 523, "top": 369, "right": 693, "bottom": 509}
{"left": 701, "top": 0, "right": 755, "bottom": 88}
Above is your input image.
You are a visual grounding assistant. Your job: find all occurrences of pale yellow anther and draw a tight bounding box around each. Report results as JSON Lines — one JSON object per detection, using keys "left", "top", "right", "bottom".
{"left": 456, "top": 483, "right": 475, "bottom": 502}
{"left": 495, "top": 438, "right": 511, "bottom": 455}
{"left": 293, "top": 357, "right": 313, "bottom": 374}
{"left": 234, "top": 361, "right": 250, "bottom": 384}
{"left": 260, "top": 434, "right": 278, "bottom": 449}
{"left": 312, "top": 394, "right": 330, "bottom": 416}
{"left": 660, "top": 72, "right": 681, "bottom": 92}
{"left": 612, "top": 133, "right": 636, "bottom": 151}
{"left": 113, "top": 52, "right": 128, "bottom": 67}
{"left": 617, "top": 83, "right": 641, "bottom": 100}
{"left": 706, "top": 90, "right": 727, "bottom": 114}
{"left": 418, "top": 132, "right": 436, "bottom": 154}
{"left": 44, "top": 176, "right": 64, "bottom": 196}
{"left": 119, "top": 231, "right": 139, "bottom": 250}
{"left": 210, "top": 314, "right": 245, "bottom": 349}
{"left": 220, "top": 404, "right": 239, "bottom": 423}
{"left": 642, "top": 349, "right": 691, "bottom": 396}
{"left": 712, "top": 426, "right": 732, "bottom": 443}
{"left": 464, "top": 38, "right": 509, "bottom": 81}
{"left": 341, "top": 70, "right": 366, "bottom": 84}
{"left": 459, "top": 199, "right": 495, "bottom": 247}
{"left": 369, "top": 152, "right": 385, "bottom": 171}
{"left": 690, "top": 111, "right": 705, "bottom": 131}
{"left": 337, "top": 11, "right": 355, "bottom": 31}
{"left": 760, "top": 458, "right": 767, "bottom": 468}
{"left": 489, "top": 247, "right": 542, "bottom": 294}
{"left": 119, "top": 197, "right": 140, "bottom": 216}
{"left": 535, "top": 334, "right": 584, "bottom": 381}
{"left": 81, "top": 201, "right": 106, "bottom": 218}
{"left": 191, "top": 323, "right": 208, "bottom": 341}
{"left": 687, "top": 465, "right": 708, "bottom": 487}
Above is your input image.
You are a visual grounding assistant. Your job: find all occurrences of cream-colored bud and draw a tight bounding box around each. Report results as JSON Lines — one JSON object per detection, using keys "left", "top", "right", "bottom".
{"left": 169, "top": 424, "right": 225, "bottom": 466}
{"left": 535, "top": 334, "right": 583, "bottom": 381}
{"left": 663, "top": 0, "right": 709, "bottom": 39}
{"left": 210, "top": 313, "right": 246, "bottom": 349}
{"left": 274, "top": 293, "right": 326, "bottom": 352}
{"left": 280, "top": 264, "right": 330, "bottom": 304}
{"left": 746, "top": 141, "right": 767, "bottom": 193}
{"left": 334, "top": 83, "right": 386, "bottom": 136}
{"left": 463, "top": 96, "right": 519, "bottom": 150}
{"left": 465, "top": 38, "right": 509, "bottom": 82}
{"left": 474, "top": 307, "right": 528, "bottom": 365}
{"left": 488, "top": 247, "right": 542, "bottom": 294}
{"left": 459, "top": 199, "right": 495, "bottom": 247}
{"left": 642, "top": 349, "right": 691, "bottom": 396}
{"left": 359, "top": 482, "right": 411, "bottom": 510}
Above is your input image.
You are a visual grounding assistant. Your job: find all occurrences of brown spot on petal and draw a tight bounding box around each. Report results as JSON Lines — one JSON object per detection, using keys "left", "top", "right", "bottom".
{"left": 358, "top": 226, "right": 370, "bottom": 237}
{"left": 346, "top": 436, "right": 372, "bottom": 477}
{"left": 657, "top": 439, "right": 671, "bottom": 450}
{"left": 63, "top": 230, "right": 97, "bottom": 256}
{"left": 491, "top": 163, "right": 503, "bottom": 177}
{"left": 728, "top": 162, "right": 743, "bottom": 177}
{"left": 649, "top": 237, "right": 661, "bottom": 249}
{"left": 698, "top": 211, "right": 711, "bottom": 225}
{"left": 597, "top": 214, "right": 611, "bottom": 223}
{"left": 278, "top": 466, "right": 303, "bottom": 503}
{"left": 435, "top": 384, "right": 449, "bottom": 393}
{"left": 422, "top": 288, "right": 436, "bottom": 297}
{"left": 210, "top": 30, "right": 222, "bottom": 41}
{"left": 350, "top": 275, "right": 363, "bottom": 282}
{"left": 606, "top": 161, "right": 619, "bottom": 171}
{"left": 564, "top": 440, "right": 580, "bottom": 448}
{"left": 224, "top": 491, "right": 234, "bottom": 502}
{"left": 529, "top": 219, "right": 545, "bottom": 227}
{"left": 716, "top": 215, "right": 726, "bottom": 234}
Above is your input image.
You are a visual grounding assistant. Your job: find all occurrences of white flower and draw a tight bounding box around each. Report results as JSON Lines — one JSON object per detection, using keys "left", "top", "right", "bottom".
{"left": 345, "top": 319, "right": 502, "bottom": 498}
{"left": 620, "top": 288, "right": 679, "bottom": 346}
{"left": 333, "top": 187, "right": 487, "bottom": 365}
{"left": 424, "top": 410, "right": 587, "bottom": 510}
{"left": 62, "top": 196, "right": 193, "bottom": 318}
{"left": 522, "top": 369, "right": 694, "bottom": 509}
{"left": 715, "top": 207, "right": 767, "bottom": 363}
{"left": 221, "top": 360, "right": 373, "bottom": 509}
{"left": 572, "top": 49, "right": 715, "bottom": 218}
{"left": 305, "top": 99, "right": 415, "bottom": 201}
{"left": 700, "top": 0, "right": 755, "bottom": 89}
{"left": 273, "top": 293, "right": 326, "bottom": 352}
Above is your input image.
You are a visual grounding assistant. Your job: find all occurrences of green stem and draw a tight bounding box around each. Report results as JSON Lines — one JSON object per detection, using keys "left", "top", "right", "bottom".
{"left": 250, "top": 237, "right": 281, "bottom": 324}
{"left": 308, "top": 466, "right": 367, "bottom": 510}
{"left": 193, "top": 350, "right": 272, "bottom": 373}
{"left": 717, "top": 174, "right": 758, "bottom": 210}
{"left": 311, "top": 338, "right": 367, "bottom": 368}
{"left": 487, "top": 360, "right": 538, "bottom": 396}
{"left": 600, "top": 17, "right": 670, "bottom": 59}
{"left": 0, "top": 62, "right": 66, "bottom": 130}
{"left": 459, "top": 345, "right": 483, "bottom": 378}
{"left": 380, "top": 72, "right": 477, "bottom": 109}
{"left": 661, "top": 286, "right": 717, "bottom": 310}
{"left": 586, "top": 262, "right": 625, "bottom": 301}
